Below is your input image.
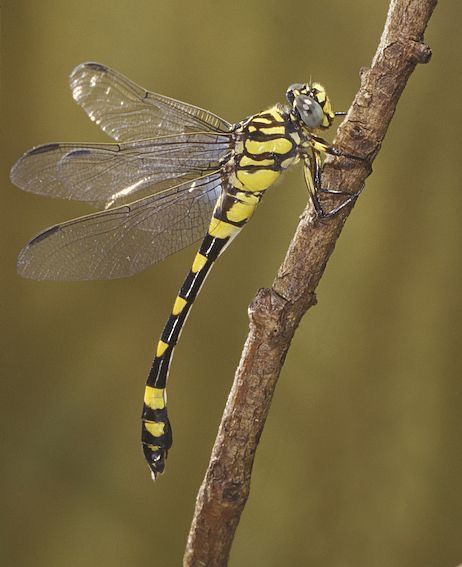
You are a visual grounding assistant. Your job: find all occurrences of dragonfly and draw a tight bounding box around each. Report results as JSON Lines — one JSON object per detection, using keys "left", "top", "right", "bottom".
{"left": 11, "top": 62, "right": 362, "bottom": 479}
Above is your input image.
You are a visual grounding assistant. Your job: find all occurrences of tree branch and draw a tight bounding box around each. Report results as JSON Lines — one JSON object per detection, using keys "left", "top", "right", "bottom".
{"left": 184, "top": 0, "right": 437, "bottom": 564}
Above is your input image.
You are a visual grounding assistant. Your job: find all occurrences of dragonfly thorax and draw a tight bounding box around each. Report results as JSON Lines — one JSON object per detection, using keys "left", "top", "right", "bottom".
{"left": 229, "top": 106, "right": 300, "bottom": 193}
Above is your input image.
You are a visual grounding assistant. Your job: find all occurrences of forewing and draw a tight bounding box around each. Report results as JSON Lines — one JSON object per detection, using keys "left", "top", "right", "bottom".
{"left": 17, "top": 172, "right": 223, "bottom": 280}
{"left": 10, "top": 134, "right": 231, "bottom": 208}
{"left": 70, "top": 62, "right": 232, "bottom": 142}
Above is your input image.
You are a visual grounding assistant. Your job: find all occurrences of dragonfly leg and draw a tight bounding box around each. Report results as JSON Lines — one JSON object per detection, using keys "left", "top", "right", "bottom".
{"left": 304, "top": 147, "right": 364, "bottom": 218}
{"left": 316, "top": 184, "right": 365, "bottom": 218}
{"left": 310, "top": 133, "right": 364, "bottom": 163}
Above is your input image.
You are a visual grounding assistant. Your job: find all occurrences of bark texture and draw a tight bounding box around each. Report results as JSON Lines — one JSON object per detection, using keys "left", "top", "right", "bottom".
{"left": 184, "top": 1, "right": 437, "bottom": 565}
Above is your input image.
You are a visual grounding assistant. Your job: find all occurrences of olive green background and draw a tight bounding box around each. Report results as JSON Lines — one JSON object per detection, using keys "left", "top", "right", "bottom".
{"left": 1, "top": 1, "right": 461, "bottom": 566}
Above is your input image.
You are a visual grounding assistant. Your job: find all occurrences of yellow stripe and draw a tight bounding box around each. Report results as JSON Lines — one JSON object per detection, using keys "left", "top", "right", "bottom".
{"left": 226, "top": 201, "right": 256, "bottom": 223}
{"left": 253, "top": 116, "right": 273, "bottom": 124}
{"left": 266, "top": 106, "right": 285, "bottom": 122}
{"left": 172, "top": 296, "right": 187, "bottom": 316}
{"left": 304, "top": 162, "right": 315, "bottom": 195}
{"left": 144, "top": 386, "right": 165, "bottom": 410}
{"left": 236, "top": 169, "right": 280, "bottom": 191}
{"left": 312, "top": 82, "right": 325, "bottom": 95}
{"left": 245, "top": 137, "right": 293, "bottom": 156}
{"left": 321, "top": 108, "right": 334, "bottom": 127}
{"left": 239, "top": 155, "right": 274, "bottom": 167}
{"left": 192, "top": 252, "right": 207, "bottom": 273}
{"left": 259, "top": 125, "right": 286, "bottom": 135}
{"left": 208, "top": 218, "right": 239, "bottom": 239}
{"left": 156, "top": 340, "right": 169, "bottom": 357}
{"left": 290, "top": 131, "right": 301, "bottom": 145}
{"left": 311, "top": 139, "right": 329, "bottom": 153}
{"left": 144, "top": 421, "right": 165, "bottom": 438}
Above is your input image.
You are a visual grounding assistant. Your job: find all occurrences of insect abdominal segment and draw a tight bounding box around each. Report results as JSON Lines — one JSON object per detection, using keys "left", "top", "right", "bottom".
{"left": 11, "top": 62, "right": 361, "bottom": 479}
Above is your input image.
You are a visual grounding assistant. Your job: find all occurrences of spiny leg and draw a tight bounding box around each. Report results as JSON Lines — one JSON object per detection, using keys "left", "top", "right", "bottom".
{"left": 303, "top": 153, "right": 324, "bottom": 217}
{"left": 311, "top": 133, "right": 364, "bottom": 163}
{"left": 304, "top": 138, "right": 365, "bottom": 218}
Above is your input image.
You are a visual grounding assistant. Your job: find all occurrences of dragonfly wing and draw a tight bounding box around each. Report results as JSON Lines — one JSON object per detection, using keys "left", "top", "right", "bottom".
{"left": 17, "top": 172, "right": 223, "bottom": 281}
{"left": 70, "top": 62, "right": 232, "bottom": 142}
{"left": 10, "top": 134, "right": 231, "bottom": 208}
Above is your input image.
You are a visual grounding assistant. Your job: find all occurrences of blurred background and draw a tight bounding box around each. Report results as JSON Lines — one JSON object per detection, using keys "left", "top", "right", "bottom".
{"left": 1, "top": 1, "right": 461, "bottom": 566}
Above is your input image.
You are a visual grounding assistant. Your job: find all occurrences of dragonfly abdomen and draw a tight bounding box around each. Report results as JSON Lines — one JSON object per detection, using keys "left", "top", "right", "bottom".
{"left": 141, "top": 188, "right": 259, "bottom": 478}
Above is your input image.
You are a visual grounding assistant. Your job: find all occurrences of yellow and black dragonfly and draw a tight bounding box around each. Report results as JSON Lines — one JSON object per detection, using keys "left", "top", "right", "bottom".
{"left": 11, "top": 63, "right": 361, "bottom": 479}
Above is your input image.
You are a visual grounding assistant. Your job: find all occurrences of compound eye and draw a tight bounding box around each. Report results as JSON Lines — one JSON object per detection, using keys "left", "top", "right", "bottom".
{"left": 294, "top": 94, "right": 324, "bottom": 128}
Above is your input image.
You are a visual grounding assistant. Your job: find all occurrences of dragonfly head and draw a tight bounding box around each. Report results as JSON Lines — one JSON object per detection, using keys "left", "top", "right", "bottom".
{"left": 286, "top": 82, "right": 335, "bottom": 130}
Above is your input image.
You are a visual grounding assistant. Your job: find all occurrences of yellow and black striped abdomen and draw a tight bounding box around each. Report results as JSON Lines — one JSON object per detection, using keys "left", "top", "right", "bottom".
{"left": 234, "top": 105, "right": 299, "bottom": 193}
{"left": 141, "top": 188, "right": 258, "bottom": 477}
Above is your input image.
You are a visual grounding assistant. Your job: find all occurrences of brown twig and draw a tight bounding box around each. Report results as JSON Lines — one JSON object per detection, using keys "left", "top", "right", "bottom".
{"left": 184, "top": 0, "right": 437, "bottom": 564}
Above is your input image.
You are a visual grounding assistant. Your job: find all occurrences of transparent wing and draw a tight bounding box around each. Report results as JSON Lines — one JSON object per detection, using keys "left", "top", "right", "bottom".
{"left": 70, "top": 62, "right": 232, "bottom": 142}
{"left": 10, "top": 133, "right": 231, "bottom": 208}
{"left": 17, "top": 172, "right": 223, "bottom": 281}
